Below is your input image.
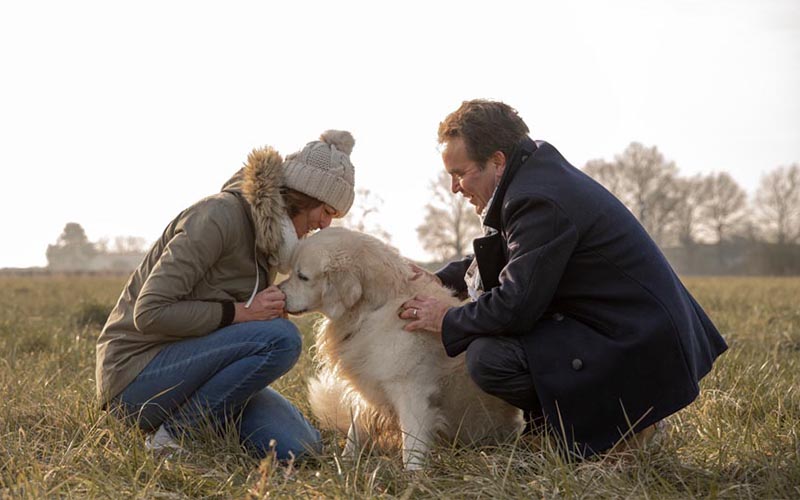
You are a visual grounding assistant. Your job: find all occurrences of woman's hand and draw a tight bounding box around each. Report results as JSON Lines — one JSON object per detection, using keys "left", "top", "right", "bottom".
{"left": 399, "top": 295, "right": 450, "bottom": 334}
{"left": 234, "top": 285, "right": 287, "bottom": 323}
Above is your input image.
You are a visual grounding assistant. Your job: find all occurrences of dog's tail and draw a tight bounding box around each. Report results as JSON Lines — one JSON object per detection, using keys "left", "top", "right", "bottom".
{"left": 307, "top": 367, "right": 400, "bottom": 449}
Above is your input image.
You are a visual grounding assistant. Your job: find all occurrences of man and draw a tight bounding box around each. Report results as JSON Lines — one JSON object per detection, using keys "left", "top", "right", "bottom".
{"left": 401, "top": 99, "right": 727, "bottom": 457}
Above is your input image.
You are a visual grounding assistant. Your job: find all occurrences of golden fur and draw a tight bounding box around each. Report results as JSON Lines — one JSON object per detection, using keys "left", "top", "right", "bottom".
{"left": 280, "top": 227, "right": 523, "bottom": 469}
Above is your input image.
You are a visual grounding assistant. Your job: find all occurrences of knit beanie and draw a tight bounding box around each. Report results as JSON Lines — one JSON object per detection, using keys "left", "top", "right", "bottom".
{"left": 282, "top": 130, "right": 356, "bottom": 216}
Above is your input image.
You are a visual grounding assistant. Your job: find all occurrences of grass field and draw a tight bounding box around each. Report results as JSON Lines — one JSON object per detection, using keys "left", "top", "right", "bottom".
{"left": 1, "top": 275, "right": 798, "bottom": 498}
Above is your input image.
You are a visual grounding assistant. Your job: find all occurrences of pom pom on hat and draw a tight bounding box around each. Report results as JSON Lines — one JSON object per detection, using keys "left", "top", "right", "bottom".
{"left": 282, "top": 130, "right": 356, "bottom": 216}
{"left": 320, "top": 130, "right": 355, "bottom": 155}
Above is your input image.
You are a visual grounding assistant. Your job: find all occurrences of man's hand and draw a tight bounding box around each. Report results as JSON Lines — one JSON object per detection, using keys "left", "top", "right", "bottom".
{"left": 234, "top": 285, "right": 287, "bottom": 323}
{"left": 399, "top": 295, "right": 450, "bottom": 334}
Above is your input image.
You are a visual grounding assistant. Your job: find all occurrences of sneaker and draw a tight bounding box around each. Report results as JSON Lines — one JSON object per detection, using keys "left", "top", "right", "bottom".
{"left": 145, "top": 424, "right": 185, "bottom": 457}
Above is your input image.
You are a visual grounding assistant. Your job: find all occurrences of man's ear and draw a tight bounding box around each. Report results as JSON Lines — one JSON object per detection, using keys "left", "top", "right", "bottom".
{"left": 491, "top": 150, "right": 506, "bottom": 180}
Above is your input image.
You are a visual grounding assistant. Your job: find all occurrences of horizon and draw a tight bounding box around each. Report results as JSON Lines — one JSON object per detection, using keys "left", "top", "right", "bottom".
{"left": 1, "top": 0, "right": 798, "bottom": 268}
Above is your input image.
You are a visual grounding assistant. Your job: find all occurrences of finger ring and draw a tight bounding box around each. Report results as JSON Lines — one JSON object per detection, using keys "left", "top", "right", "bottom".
{"left": 413, "top": 308, "right": 418, "bottom": 318}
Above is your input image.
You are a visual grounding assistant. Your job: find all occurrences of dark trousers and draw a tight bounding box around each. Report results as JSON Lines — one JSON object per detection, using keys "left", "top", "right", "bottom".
{"left": 464, "top": 336, "right": 544, "bottom": 426}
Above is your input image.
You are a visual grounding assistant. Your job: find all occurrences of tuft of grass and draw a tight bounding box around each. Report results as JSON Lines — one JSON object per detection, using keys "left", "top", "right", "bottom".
{"left": 71, "top": 300, "right": 113, "bottom": 329}
{"left": 1, "top": 275, "right": 799, "bottom": 498}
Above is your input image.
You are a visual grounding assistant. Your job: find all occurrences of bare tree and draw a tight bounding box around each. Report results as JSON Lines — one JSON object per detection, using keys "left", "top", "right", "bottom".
{"left": 334, "top": 188, "right": 391, "bottom": 244}
{"left": 416, "top": 170, "right": 482, "bottom": 260}
{"left": 670, "top": 175, "right": 707, "bottom": 247}
{"left": 95, "top": 237, "right": 110, "bottom": 254}
{"left": 697, "top": 172, "right": 747, "bottom": 245}
{"left": 755, "top": 164, "right": 800, "bottom": 244}
{"left": 584, "top": 142, "right": 681, "bottom": 246}
{"left": 583, "top": 159, "right": 625, "bottom": 198}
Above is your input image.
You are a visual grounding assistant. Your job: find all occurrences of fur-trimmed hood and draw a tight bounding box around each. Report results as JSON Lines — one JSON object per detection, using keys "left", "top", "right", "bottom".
{"left": 221, "top": 146, "right": 296, "bottom": 268}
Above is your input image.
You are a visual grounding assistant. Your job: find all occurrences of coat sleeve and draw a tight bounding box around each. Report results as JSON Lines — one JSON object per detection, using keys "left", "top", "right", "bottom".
{"left": 133, "top": 206, "right": 232, "bottom": 337}
{"left": 441, "top": 195, "right": 578, "bottom": 357}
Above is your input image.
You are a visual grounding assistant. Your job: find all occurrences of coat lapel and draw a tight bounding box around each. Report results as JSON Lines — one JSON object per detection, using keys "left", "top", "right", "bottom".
{"left": 474, "top": 137, "right": 538, "bottom": 289}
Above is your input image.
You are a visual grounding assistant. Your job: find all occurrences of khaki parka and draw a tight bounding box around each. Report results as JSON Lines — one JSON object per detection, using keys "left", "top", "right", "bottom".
{"left": 95, "top": 147, "right": 292, "bottom": 405}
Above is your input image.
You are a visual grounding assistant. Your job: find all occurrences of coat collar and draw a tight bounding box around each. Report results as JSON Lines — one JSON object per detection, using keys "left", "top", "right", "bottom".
{"left": 483, "top": 136, "right": 538, "bottom": 229}
{"left": 220, "top": 146, "right": 287, "bottom": 259}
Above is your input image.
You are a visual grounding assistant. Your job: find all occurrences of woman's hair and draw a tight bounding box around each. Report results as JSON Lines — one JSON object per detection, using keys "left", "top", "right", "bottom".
{"left": 281, "top": 187, "right": 324, "bottom": 217}
{"left": 438, "top": 99, "right": 530, "bottom": 165}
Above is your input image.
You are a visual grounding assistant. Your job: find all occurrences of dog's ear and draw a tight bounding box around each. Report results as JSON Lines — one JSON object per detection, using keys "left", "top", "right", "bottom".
{"left": 322, "top": 268, "right": 363, "bottom": 318}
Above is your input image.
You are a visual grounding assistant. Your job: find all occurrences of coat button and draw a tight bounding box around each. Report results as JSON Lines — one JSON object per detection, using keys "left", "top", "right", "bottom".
{"left": 572, "top": 358, "right": 583, "bottom": 371}
{"left": 553, "top": 312, "right": 564, "bottom": 321}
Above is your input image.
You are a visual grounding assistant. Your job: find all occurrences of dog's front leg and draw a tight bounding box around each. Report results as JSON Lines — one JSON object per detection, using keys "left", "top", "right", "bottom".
{"left": 395, "top": 398, "right": 437, "bottom": 470}
{"left": 343, "top": 406, "right": 362, "bottom": 460}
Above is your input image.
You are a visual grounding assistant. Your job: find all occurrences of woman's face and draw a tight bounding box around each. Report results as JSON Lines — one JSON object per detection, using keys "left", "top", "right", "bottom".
{"left": 292, "top": 203, "right": 337, "bottom": 237}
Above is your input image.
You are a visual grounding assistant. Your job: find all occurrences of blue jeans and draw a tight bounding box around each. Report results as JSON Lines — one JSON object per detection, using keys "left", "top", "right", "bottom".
{"left": 113, "top": 319, "right": 321, "bottom": 460}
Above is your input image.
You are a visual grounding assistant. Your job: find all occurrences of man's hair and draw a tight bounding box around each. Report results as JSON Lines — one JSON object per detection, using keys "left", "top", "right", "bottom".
{"left": 438, "top": 99, "right": 530, "bottom": 165}
{"left": 281, "top": 187, "right": 323, "bottom": 218}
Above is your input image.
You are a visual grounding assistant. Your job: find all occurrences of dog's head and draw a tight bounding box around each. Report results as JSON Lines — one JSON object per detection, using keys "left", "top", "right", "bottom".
{"left": 280, "top": 228, "right": 365, "bottom": 319}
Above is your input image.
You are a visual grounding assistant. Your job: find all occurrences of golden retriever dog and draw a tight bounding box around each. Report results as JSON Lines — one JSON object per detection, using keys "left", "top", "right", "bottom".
{"left": 279, "top": 227, "right": 524, "bottom": 470}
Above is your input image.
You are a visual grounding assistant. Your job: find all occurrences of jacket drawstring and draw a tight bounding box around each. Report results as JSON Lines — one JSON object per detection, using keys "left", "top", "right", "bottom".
{"left": 245, "top": 239, "right": 259, "bottom": 308}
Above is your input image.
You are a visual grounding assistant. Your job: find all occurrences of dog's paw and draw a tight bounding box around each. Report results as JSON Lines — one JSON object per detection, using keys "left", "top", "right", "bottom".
{"left": 342, "top": 440, "right": 356, "bottom": 459}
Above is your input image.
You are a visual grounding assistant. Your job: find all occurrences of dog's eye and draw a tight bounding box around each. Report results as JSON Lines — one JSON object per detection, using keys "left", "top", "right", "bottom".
{"left": 298, "top": 272, "right": 309, "bottom": 282}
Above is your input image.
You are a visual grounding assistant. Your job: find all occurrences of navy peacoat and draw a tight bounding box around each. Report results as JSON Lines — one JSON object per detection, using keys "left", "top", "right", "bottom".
{"left": 436, "top": 137, "right": 728, "bottom": 456}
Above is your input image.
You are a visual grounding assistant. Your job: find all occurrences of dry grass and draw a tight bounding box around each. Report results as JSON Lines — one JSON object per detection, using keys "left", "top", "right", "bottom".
{"left": 1, "top": 275, "right": 798, "bottom": 498}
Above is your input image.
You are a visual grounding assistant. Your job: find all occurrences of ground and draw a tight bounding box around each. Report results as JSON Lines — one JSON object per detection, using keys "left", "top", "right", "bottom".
{"left": 1, "top": 275, "right": 798, "bottom": 498}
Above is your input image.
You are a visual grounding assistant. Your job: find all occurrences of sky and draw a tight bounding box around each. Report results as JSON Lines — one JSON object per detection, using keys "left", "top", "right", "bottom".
{"left": 1, "top": 0, "right": 798, "bottom": 268}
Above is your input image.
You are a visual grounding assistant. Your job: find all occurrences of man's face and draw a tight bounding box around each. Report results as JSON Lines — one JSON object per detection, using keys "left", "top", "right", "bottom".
{"left": 442, "top": 137, "right": 505, "bottom": 215}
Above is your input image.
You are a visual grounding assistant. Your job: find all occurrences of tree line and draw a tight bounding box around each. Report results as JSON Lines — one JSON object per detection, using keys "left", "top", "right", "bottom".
{"left": 46, "top": 223, "right": 148, "bottom": 271}
{"left": 44, "top": 144, "right": 799, "bottom": 276}
{"left": 416, "top": 142, "right": 800, "bottom": 275}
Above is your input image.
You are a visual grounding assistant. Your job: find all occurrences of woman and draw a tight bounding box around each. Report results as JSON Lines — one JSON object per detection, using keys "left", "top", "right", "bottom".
{"left": 96, "top": 130, "right": 356, "bottom": 460}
